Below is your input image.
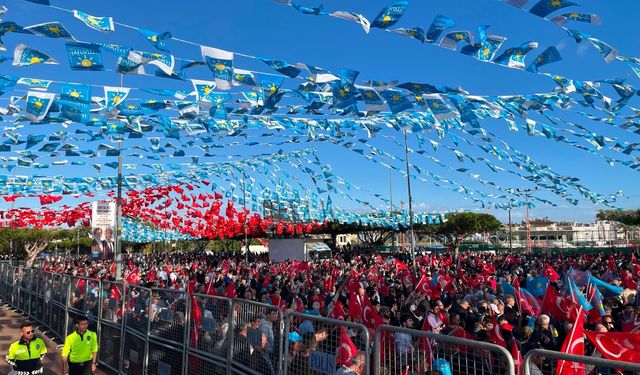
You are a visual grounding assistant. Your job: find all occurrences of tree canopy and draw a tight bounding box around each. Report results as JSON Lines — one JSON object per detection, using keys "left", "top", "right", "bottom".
{"left": 597, "top": 209, "right": 640, "bottom": 226}
{"left": 416, "top": 212, "right": 502, "bottom": 257}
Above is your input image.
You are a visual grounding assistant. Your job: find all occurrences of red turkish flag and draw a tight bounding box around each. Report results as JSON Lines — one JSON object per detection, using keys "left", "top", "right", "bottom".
{"left": 415, "top": 275, "right": 432, "bottom": 295}
{"left": 330, "top": 300, "right": 346, "bottom": 321}
{"left": 542, "top": 264, "right": 560, "bottom": 282}
{"left": 348, "top": 292, "right": 364, "bottom": 321}
{"left": 540, "top": 285, "right": 578, "bottom": 323}
{"left": 336, "top": 326, "right": 357, "bottom": 366}
{"left": 512, "top": 340, "right": 524, "bottom": 375}
{"left": 585, "top": 330, "right": 640, "bottom": 363}
{"left": 556, "top": 307, "right": 585, "bottom": 375}
{"left": 344, "top": 272, "right": 361, "bottom": 294}
{"left": 362, "top": 296, "right": 384, "bottom": 329}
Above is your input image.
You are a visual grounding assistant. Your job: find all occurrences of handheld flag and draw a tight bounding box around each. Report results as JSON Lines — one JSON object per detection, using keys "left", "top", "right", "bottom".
{"left": 555, "top": 307, "right": 585, "bottom": 375}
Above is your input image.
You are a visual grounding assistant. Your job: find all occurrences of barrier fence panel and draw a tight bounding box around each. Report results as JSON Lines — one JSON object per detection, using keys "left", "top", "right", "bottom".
{"left": 186, "top": 294, "right": 233, "bottom": 374}
{"left": 125, "top": 284, "right": 152, "bottom": 336}
{"left": 66, "top": 276, "right": 100, "bottom": 336}
{"left": 523, "top": 348, "right": 640, "bottom": 375}
{"left": 123, "top": 329, "right": 148, "bottom": 375}
{"left": 186, "top": 351, "right": 229, "bottom": 375}
{"left": 374, "top": 325, "right": 516, "bottom": 375}
{"left": 96, "top": 280, "right": 126, "bottom": 374}
{"left": 231, "top": 299, "right": 286, "bottom": 375}
{"left": 149, "top": 288, "right": 189, "bottom": 346}
{"left": 284, "top": 312, "right": 371, "bottom": 375}
{"left": 148, "top": 339, "right": 185, "bottom": 375}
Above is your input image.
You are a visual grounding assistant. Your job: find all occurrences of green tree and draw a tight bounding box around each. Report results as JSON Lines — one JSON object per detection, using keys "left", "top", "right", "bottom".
{"left": 0, "top": 228, "right": 78, "bottom": 267}
{"left": 417, "top": 212, "right": 502, "bottom": 258}
{"left": 597, "top": 209, "right": 640, "bottom": 226}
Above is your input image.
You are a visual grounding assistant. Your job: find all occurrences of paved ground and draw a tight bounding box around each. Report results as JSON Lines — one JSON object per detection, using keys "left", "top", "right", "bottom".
{"left": 0, "top": 303, "right": 112, "bottom": 375}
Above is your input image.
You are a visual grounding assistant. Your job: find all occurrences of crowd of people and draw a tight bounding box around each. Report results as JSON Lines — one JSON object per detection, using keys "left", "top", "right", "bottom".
{"left": 18, "top": 247, "right": 640, "bottom": 374}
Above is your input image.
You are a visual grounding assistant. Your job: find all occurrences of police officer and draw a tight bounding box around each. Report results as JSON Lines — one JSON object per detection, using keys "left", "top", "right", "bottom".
{"left": 5, "top": 322, "right": 47, "bottom": 375}
{"left": 61, "top": 317, "right": 98, "bottom": 375}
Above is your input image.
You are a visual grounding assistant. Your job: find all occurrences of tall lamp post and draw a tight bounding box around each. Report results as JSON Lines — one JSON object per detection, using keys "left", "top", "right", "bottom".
{"left": 403, "top": 130, "right": 415, "bottom": 265}
{"left": 515, "top": 188, "right": 537, "bottom": 254}
{"left": 115, "top": 140, "right": 123, "bottom": 280}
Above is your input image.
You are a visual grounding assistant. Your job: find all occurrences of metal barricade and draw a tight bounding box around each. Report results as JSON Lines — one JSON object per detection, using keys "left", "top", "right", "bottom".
{"left": 523, "top": 348, "right": 640, "bottom": 375}
{"left": 284, "top": 312, "right": 371, "bottom": 375}
{"left": 66, "top": 276, "right": 99, "bottom": 336}
{"left": 123, "top": 329, "right": 148, "bottom": 375}
{"left": 149, "top": 288, "right": 189, "bottom": 346}
{"left": 186, "top": 294, "right": 234, "bottom": 374}
{"left": 97, "top": 280, "right": 126, "bottom": 373}
{"left": 49, "top": 274, "right": 70, "bottom": 339}
{"left": 231, "top": 299, "right": 286, "bottom": 375}
{"left": 374, "top": 325, "right": 516, "bottom": 375}
{"left": 125, "top": 284, "right": 152, "bottom": 336}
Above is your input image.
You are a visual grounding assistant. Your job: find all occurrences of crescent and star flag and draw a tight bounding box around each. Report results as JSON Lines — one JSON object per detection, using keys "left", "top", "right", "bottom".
{"left": 585, "top": 330, "right": 640, "bottom": 363}
{"left": 336, "top": 326, "right": 357, "bottom": 366}
{"left": 555, "top": 307, "right": 585, "bottom": 375}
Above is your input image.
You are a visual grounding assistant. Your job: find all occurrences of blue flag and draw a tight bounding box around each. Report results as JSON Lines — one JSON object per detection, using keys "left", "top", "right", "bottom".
{"left": 66, "top": 42, "right": 104, "bottom": 71}
{"left": 568, "top": 267, "right": 590, "bottom": 287}
{"left": 138, "top": 28, "right": 172, "bottom": 52}
{"left": 477, "top": 35, "right": 507, "bottom": 62}
{"left": 371, "top": 0, "right": 408, "bottom": 29}
{"left": 588, "top": 275, "right": 623, "bottom": 297}
{"left": 201, "top": 45, "right": 233, "bottom": 90}
{"left": 493, "top": 41, "right": 538, "bottom": 69}
{"left": 587, "top": 38, "right": 618, "bottom": 63}
{"left": 440, "top": 31, "right": 473, "bottom": 50}
{"left": 529, "top": 0, "right": 577, "bottom": 18}
{"left": 13, "top": 43, "right": 58, "bottom": 66}
{"left": 501, "top": 280, "right": 516, "bottom": 296}
{"left": 261, "top": 58, "right": 301, "bottom": 78}
{"left": 565, "top": 274, "right": 592, "bottom": 311}
{"left": 526, "top": 46, "right": 562, "bottom": 72}
{"left": 73, "top": 10, "right": 115, "bottom": 32}
{"left": 381, "top": 90, "right": 412, "bottom": 114}
{"left": 25, "top": 91, "right": 55, "bottom": 122}
{"left": 104, "top": 86, "right": 130, "bottom": 110}
{"left": 551, "top": 13, "right": 601, "bottom": 26}
{"left": 425, "top": 15, "right": 455, "bottom": 42}
{"left": 391, "top": 27, "right": 427, "bottom": 43}
{"left": 17, "top": 78, "right": 52, "bottom": 90}
{"left": 525, "top": 276, "right": 548, "bottom": 298}
{"left": 25, "top": 22, "right": 74, "bottom": 40}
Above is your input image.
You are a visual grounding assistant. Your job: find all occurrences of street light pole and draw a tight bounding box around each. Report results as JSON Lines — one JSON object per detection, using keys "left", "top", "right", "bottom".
{"left": 403, "top": 131, "right": 415, "bottom": 265}
{"left": 243, "top": 173, "right": 249, "bottom": 264}
{"left": 115, "top": 140, "right": 123, "bottom": 280}
{"left": 508, "top": 208, "right": 513, "bottom": 251}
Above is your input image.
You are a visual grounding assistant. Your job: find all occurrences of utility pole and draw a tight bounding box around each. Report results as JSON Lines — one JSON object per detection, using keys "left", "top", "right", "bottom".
{"left": 243, "top": 173, "right": 249, "bottom": 264}
{"left": 508, "top": 208, "right": 513, "bottom": 252}
{"left": 403, "top": 131, "right": 415, "bottom": 265}
{"left": 115, "top": 140, "right": 123, "bottom": 280}
{"left": 389, "top": 168, "right": 396, "bottom": 252}
{"left": 516, "top": 188, "right": 537, "bottom": 254}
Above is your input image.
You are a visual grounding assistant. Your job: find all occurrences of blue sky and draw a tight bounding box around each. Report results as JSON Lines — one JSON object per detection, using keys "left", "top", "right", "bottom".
{"left": 1, "top": 0, "right": 639, "bottom": 224}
